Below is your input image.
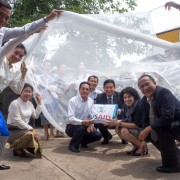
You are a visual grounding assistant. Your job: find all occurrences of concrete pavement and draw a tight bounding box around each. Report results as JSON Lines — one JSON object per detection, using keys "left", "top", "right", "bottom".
{"left": 0, "top": 129, "right": 180, "bottom": 180}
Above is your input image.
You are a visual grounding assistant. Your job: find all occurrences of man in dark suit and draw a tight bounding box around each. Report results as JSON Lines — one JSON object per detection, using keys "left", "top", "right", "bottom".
{"left": 95, "top": 79, "right": 126, "bottom": 145}
{"left": 138, "top": 74, "right": 180, "bottom": 173}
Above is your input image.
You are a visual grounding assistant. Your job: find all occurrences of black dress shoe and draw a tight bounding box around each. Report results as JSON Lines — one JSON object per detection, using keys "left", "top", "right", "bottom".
{"left": 81, "top": 144, "right": 88, "bottom": 148}
{"left": 156, "top": 166, "right": 180, "bottom": 173}
{"left": 13, "top": 150, "right": 26, "bottom": 157}
{"left": 121, "top": 139, "right": 128, "bottom": 144}
{"left": 69, "top": 145, "right": 80, "bottom": 153}
{"left": 109, "top": 134, "right": 112, "bottom": 140}
{"left": 101, "top": 139, "right": 109, "bottom": 145}
{"left": 0, "top": 165, "right": 10, "bottom": 170}
{"left": 101, "top": 134, "right": 112, "bottom": 145}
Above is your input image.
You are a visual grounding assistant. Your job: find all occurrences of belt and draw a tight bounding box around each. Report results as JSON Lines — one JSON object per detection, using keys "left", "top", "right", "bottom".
{"left": 7, "top": 125, "right": 20, "bottom": 130}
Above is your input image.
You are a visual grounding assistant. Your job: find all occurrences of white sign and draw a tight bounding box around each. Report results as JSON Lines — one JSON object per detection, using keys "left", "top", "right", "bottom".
{"left": 91, "top": 104, "right": 118, "bottom": 124}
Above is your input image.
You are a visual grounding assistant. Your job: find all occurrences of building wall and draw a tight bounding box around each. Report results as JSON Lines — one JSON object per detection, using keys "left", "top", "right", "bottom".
{"left": 156, "top": 28, "right": 180, "bottom": 43}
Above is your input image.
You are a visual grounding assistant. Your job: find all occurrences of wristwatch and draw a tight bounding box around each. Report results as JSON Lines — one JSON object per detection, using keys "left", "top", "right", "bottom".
{"left": 43, "top": 17, "right": 48, "bottom": 23}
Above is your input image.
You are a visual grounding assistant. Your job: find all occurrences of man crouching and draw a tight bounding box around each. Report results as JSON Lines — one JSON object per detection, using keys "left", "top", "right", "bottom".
{"left": 66, "top": 81, "right": 102, "bottom": 152}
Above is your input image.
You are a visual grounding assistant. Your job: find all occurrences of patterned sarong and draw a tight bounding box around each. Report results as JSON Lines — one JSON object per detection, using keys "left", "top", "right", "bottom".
{"left": 10, "top": 132, "right": 42, "bottom": 158}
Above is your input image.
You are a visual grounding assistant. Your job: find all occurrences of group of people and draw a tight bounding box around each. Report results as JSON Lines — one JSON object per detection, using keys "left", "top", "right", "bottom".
{"left": 0, "top": 0, "right": 180, "bottom": 175}
{"left": 66, "top": 74, "right": 180, "bottom": 173}
{"left": 0, "top": 0, "right": 62, "bottom": 170}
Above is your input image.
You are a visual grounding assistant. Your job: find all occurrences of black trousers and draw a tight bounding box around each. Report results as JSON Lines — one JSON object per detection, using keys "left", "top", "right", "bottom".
{"left": 66, "top": 124, "right": 102, "bottom": 149}
{"left": 148, "top": 124, "right": 180, "bottom": 168}
{"left": 94, "top": 124, "right": 112, "bottom": 140}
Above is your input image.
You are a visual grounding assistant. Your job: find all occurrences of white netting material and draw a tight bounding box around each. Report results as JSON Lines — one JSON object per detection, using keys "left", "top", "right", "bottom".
{"left": 18, "top": 11, "right": 180, "bottom": 132}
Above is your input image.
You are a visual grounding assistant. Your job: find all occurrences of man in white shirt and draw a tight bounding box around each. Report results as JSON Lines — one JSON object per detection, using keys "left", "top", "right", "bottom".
{"left": 87, "top": 75, "right": 101, "bottom": 103}
{"left": 66, "top": 81, "right": 102, "bottom": 153}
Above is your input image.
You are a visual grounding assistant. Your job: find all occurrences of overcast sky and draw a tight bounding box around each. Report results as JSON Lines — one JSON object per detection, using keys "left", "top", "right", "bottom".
{"left": 134, "top": 0, "right": 180, "bottom": 33}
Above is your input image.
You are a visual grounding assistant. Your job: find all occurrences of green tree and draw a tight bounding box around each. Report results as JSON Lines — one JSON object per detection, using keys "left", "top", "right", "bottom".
{"left": 7, "top": 0, "right": 151, "bottom": 70}
{"left": 7, "top": 0, "right": 137, "bottom": 27}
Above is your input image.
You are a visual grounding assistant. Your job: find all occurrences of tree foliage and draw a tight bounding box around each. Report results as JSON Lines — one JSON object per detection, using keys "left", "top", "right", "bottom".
{"left": 7, "top": 0, "right": 137, "bottom": 27}
{"left": 7, "top": 0, "right": 149, "bottom": 69}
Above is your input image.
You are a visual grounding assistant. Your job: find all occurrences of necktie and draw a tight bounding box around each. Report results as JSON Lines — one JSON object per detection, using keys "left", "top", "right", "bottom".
{"left": 107, "top": 97, "right": 112, "bottom": 104}
{"left": 148, "top": 99, "right": 158, "bottom": 142}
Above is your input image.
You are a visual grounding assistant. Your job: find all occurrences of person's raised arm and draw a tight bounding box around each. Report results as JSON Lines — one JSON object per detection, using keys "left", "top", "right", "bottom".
{"left": 31, "top": 93, "right": 42, "bottom": 119}
{"left": 43, "top": 9, "right": 63, "bottom": 23}
{"left": 9, "top": 62, "right": 28, "bottom": 94}
{"left": 3, "top": 10, "right": 63, "bottom": 42}
{"left": 165, "top": 1, "right": 180, "bottom": 11}
{"left": 0, "top": 35, "right": 28, "bottom": 64}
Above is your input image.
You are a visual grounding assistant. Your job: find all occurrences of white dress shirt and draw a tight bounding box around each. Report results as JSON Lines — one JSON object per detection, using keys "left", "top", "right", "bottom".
{"left": 89, "top": 88, "right": 102, "bottom": 102}
{"left": 67, "top": 94, "right": 94, "bottom": 125}
{"left": 7, "top": 97, "right": 41, "bottom": 130}
{"left": 0, "top": 57, "right": 24, "bottom": 93}
{"left": 0, "top": 35, "right": 34, "bottom": 94}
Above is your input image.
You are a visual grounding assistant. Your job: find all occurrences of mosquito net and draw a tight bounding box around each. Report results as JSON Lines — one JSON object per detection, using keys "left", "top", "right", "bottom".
{"left": 9, "top": 11, "right": 180, "bottom": 132}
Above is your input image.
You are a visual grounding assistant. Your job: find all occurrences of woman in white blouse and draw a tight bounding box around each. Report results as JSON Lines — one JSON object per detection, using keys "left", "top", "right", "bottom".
{"left": 0, "top": 36, "right": 28, "bottom": 170}
{"left": 7, "top": 83, "right": 42, "bottom": 157}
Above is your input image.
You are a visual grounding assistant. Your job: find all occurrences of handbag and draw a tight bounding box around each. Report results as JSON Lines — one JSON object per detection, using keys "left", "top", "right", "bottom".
{"left": 0, "top": 112, "right": 10, "bottom": 136}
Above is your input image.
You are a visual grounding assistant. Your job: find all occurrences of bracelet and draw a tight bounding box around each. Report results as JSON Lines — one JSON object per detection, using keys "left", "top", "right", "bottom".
{"left": 119, "top": 121, "right": 123, "bottom": 128}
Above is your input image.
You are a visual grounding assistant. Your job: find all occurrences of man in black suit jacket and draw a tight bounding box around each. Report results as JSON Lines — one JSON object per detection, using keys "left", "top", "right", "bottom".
{"left": 138, "top": 74, "right": 180, "bottom": 173}
{"left": 95, "top": 79, "right": 126, "bottom": 145}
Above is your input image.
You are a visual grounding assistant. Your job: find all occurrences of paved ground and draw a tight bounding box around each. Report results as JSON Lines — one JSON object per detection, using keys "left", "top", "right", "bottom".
{"left": 1, "top": 128, "right": 180, "bottom": 180}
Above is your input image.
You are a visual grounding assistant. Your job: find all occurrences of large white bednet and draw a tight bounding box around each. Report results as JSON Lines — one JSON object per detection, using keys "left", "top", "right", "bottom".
{"left": 17, "top": 11, "right": 180, "bottom": 132}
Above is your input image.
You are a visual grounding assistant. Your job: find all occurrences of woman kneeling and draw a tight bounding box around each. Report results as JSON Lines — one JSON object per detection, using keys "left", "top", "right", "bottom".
{"left": 7, "top": 83, "right": 42, "bottom": 158}
{"left": 108, "top": 87, "right": 147, "bottom": 156}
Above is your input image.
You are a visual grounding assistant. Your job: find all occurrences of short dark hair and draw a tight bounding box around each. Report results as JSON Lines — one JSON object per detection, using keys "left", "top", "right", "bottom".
{"left": 138, "top": 74, "right": 156, "bottom": 87}
{"left": 103, "top": 79, "right": 115, "bottom": 87}
{"left": 120, "top": 87, "right": 140, "bottom": 102}
{"left": 16, "top": 43, "right": 27, "bottom": 55}
{"left": 87, "top": 75, "right": 99, "bottom": 82}
{"left": 79, "top": 81, "right": 90, "bottom": 90}
{"left": 21, "top": 83, "right": 33, "bottom": 93}
{"left": 0, "top": 0, "right": 12, "bottom": 10}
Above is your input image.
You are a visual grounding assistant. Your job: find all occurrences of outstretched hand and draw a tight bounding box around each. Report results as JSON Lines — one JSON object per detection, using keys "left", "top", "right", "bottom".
{"left": 165, "top": 1, "right": 180, "bottom": 11}
{"left": 45, "top": 9, "right": 63, "bottom": 22}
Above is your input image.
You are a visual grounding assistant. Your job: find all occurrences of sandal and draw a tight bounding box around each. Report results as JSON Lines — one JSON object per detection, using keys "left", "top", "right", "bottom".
{"left": 131, "top": 151, "right": 141, "bottom": 156}
{"left": 126, "top": 147, "right": 138, "bottom": 155}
